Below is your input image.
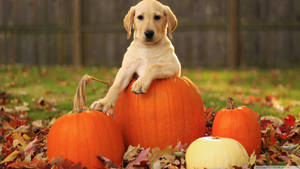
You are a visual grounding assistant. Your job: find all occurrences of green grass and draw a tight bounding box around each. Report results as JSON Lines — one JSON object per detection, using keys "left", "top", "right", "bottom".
{"left": 185, "top": 68, "right": 300, "bottom": 118}
{"left": 0, "top": 65, "right": 299, "bottom": 120}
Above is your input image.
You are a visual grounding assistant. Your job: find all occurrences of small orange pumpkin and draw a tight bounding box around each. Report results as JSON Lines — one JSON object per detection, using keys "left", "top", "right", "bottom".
{"left": 212, "top": 97, "right": 261, "bottom": 155}
{"left": 115, "top": 76, "right": 207, "bottom": 148}
{"left": 47, "top": 75, "right": 124, "bottom": 169}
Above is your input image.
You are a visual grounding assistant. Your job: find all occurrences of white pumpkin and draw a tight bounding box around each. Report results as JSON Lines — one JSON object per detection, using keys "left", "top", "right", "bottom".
{"left": 186, "top": 136, "right": 249, "bottom": 169}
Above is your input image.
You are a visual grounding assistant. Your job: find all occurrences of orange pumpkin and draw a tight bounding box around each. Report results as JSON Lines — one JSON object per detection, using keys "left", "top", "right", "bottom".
{"left": 212, "top": 97, "right": 261, "bottom": 155}
{"left": 47, "top": 75, "right": 124, "bottom": 169}
{"left": 115, "top": 76, "right": 206, "bottom": 148}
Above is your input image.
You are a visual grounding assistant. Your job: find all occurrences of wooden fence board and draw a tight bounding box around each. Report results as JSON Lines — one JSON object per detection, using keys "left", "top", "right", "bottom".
{"left": 83, "top": 33, "right": 106, "bottom": 66}
{"left": 47, "top": 34, "right": 58, "bottom": 65}
{"left": 294, "top": 0, "right": 300, "bottom": 18}
{"left": 207, "top": 31, "right": 227, "bottom": 67}
{"left": 14, "top": 33, "right": 21, "bottom": 64}
{"left": 0, "top": 33, "right": 4, "bottom": 64}
{"left": 57, "top": 33, "right": 65, "bottom": 65}
{"left": 65, "top": 33, "right": 73, "bottom": 65}
{"left": 106, "top": 33, "right": 117, "bottom": 66}
{"left": 190, "top": 31, "right": 203, "bottom": 67}
{"left": 4, "top": 33, "right": 15, "bottom": 64}
{"left": 24, "top": 34, "right": 35, "bottom": 65}
{"left": 0, "top": 1, "right": 3, "bottom": 25}
{"left": 36, "top": 34, "right": 48, "bottom": 65}
{"left": 291, "top": 31, "right": 300, "bottom": 64}
{"left": 269, "top": 0, "right": 291, "bottom": 20}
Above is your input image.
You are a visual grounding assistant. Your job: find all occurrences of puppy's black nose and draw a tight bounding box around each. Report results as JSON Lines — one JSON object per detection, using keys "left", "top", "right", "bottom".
{"left": 144, "top": 30, "right": 154, "bottom": 40}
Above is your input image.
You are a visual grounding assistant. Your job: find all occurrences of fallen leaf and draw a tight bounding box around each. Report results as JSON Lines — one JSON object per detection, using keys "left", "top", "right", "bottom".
{"left": 289, "top": 154, "right": 300, "bottom": 165}
{"left": 261, "top": 116, "right": 283, "bottom": 127}
{"left": 0, "top": 150, "right": 20, "bottom": 164}
{"left": 270, "top": 134, "right": 276, "bottom": 146}
{"left": 272, "top": 100, "right": 284, "bottom": 113}
{"left": 32, "top": 120, "right": 43, "bottom": 128}
{"left": 123, "top": 145, "right": 144, "bottom": 164}
{"left": 50, "top": 157, "right": 84, "bottom": 169}
{"left": 284, "top": 115, "right": 296, "bottom": 126}
{"left": 242, "top": 95, "right": 261, "bottom": 105}
{"left": 125, "top": 148, "right": 149, "bottom": 169}
{"left": 14, "top": 125, "right": 30, "bottom": 133}
{"left": 14, "top": 102, "right": 30, "bottom": 112}
{"left": 12, "top": 132, "right": 27, "bottom": 150}
{"left": 248, "top": 152, "right": 256, "bottom": 166}
{"left": 282, "top": 144, "right": 298, "bottom": 151}
{"left": 24, "top": 137, "right": 39, "bottom": 158}
{"left": 7, "top": 158, "right": 48, "bottom": 169}
{"left": 97, "top": 155, "right": 120, "bottom": 169}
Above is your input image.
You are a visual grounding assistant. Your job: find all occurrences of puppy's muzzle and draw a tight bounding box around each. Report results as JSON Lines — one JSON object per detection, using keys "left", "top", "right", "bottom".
{"left": 144, "top": 30, "right": 154, "bottom": 41}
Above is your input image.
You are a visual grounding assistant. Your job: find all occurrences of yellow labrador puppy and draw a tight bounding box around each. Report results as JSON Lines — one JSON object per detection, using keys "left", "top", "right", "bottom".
{"left": 90, "top": 0, "right": 181, "bottom": 113}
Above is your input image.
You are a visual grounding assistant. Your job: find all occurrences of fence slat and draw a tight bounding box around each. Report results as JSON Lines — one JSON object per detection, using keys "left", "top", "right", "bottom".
{"left": 36, "top": 34, "right": 47, "bottom": 65}
{"left": 0, "top": 33, "right": 4, "bottom": 64}
{"left": 73, "top": 0, "right": 82, "bottom": 66}
{"left": 228, "top": 0, "right": 239, "bottom": 68}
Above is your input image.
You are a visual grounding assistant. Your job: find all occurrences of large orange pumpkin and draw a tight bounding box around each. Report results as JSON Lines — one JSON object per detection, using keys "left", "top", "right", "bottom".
{"left": 212, "top": 97, "right": 261, "bottom": 155}
{"left": 115, "top": 76, "right": 206, "bottom": 148}
{"left": 47, "top": 75, "right": 124, "bottom": 169}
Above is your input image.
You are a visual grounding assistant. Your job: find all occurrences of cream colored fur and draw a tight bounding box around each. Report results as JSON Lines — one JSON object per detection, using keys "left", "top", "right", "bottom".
{"left": 90, "top": 0, "right": 181, "bottom": 114}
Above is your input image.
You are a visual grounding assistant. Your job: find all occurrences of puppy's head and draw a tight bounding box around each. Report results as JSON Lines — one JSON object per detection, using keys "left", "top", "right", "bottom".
{"left": 124, "top": 0, "right": 177, "bottom": 44}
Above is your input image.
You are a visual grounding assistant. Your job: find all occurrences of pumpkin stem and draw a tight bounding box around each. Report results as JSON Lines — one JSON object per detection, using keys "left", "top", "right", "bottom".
{"left": 73, "top": 74, "right": 110, "bottom": 113}
{"left": 226, "top": 97, "right": 238, "bottom": 109}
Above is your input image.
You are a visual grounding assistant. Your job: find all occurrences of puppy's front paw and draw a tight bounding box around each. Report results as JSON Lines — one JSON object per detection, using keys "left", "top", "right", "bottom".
{"left": 89, "top": 98, "right": 114, "bottom": 115}
{"left": 131, "top": 79, "right": 149, "bottom": 94}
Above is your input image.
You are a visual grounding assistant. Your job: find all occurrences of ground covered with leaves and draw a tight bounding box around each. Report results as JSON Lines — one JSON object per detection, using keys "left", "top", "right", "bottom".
{"left": 0, "top": 66, "right": 300, "bottom": 168}
{"left": 0, "top": 102, "right": 300, "bottom": 168}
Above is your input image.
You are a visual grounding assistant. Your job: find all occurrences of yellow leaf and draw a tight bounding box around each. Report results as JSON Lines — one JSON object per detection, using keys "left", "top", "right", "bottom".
{"left": 289, "top": 154, "right": 300, "bottom": 165}
{"left": 0, "top": 150, "right": 20, "bottom": 164}
{"left": 248, "top": 152, "right": 256, "bottom": 166}
{"left": 12, "top": 133, "right": 27, "bottom": 150}
{"left": 23, "top": 134, "right": 31, "bottom": 141}
{"left": 12, "top": 133, "right": 21, "bottom": 140}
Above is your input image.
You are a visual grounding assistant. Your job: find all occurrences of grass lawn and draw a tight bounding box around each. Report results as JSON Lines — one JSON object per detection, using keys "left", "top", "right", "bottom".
{"left": 0, "top": 65, "right": 299, "bottom": 120}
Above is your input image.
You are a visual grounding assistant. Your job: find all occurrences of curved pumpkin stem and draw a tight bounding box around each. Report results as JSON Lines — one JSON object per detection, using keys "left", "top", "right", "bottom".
{"left": 226, "top": 97, "right": 238, "bottom": 109}
{"left": 73, "top": 74, "right": 110, "bottom": 113}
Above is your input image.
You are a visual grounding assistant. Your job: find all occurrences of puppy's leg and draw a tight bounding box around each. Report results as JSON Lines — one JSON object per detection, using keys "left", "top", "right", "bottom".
{"left": 131, "top": 63, "right": 179, "bottom": 94}
{"left": 90, "top": 67, "right": 135, "bottom": 113}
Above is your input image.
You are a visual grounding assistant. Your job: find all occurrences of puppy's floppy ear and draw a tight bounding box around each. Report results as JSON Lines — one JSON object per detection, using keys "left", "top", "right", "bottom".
{"left": 123, "top": 7, "right": 135, "bottom": 40}
{"left": 164, "top": 6, "right": 177, "bottom": 39}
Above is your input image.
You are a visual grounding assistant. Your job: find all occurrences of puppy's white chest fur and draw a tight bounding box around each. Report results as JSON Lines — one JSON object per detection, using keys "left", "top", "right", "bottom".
{"left": 125, "top": 39, "right": 177, "bottom": 77}
{"left": 135, "top": 48, "right": 152, "bottom": 76}
{"left": 136, "top": 61, "right": 147, "bottom": 77}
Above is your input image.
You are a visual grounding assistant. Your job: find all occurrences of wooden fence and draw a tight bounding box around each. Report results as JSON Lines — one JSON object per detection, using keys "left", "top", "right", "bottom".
{"left": 0, "top": 0, "right": 299, "bottom": 68}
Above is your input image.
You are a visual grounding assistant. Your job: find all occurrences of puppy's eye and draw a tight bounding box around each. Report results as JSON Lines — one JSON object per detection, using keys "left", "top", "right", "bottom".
{"left": 154, "top": 15, "right": 161, "bottom": 20}
{"left": 137, "top": 15, "right": 144, "bottom": 20}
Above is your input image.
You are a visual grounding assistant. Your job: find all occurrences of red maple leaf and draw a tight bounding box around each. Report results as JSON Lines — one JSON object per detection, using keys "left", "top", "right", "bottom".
{"left": 260, "top": 120, "right": 272, "bottom": 130}
{"left": 279, "top": 124, "right": 291, "bottom": 134}
{"left": 270, "top": 134, "right": 276, "bottom": 145}
{"left": 278, "top": 133, "right": 288, "bottom": 139}
{"left": 284, "top": 115, "right": 295, "bottom": 126}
